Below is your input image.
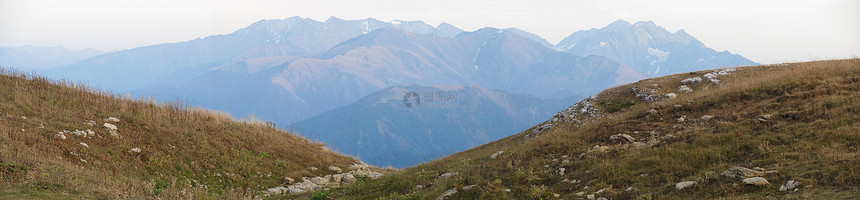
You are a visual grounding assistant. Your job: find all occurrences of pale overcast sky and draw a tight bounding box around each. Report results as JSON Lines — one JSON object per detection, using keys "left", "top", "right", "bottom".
{"left": 1, "top": 0, "right": 858, "bottom": 64}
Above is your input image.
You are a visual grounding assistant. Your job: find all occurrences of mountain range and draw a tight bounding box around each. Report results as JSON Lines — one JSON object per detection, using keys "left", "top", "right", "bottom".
{"left": 35, "top": 17, "right": 757, "bottom": 167}
{"left": 0, "top": 45, "right": 105, "bottom": 70}
{"left": 556, "top": 20, "right": 757, "bottom": 77}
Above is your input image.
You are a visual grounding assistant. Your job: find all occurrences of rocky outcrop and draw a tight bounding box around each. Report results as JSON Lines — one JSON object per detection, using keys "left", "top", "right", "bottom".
{"left": 266, "top": 162, "right": 384, "bottom": 196}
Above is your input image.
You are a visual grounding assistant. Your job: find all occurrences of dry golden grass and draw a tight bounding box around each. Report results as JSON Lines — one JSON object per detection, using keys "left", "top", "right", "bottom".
{"left": 324, "top": 59, "right": 860, "bottom": 199}
{"left": 0, "top": 67, "right": 358, "bottom": 199}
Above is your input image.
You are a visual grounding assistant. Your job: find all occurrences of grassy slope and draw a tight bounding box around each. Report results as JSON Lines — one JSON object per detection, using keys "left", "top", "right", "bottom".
{"left": 325, "top": 59, "right": 860, "bottom": 199}
{"left": 0, "top": 68, "right": 358, "bottom": 199}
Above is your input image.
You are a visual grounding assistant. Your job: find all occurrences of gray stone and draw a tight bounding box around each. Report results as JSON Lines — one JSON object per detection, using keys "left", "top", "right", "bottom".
{"left": 328, "top": 166, "right": 342, "bottom": 173}
{"left": 742, "top": 177, "right": 770, "bottom": 186}
{"left": 678, "top": 85, "right": 693, "bottom": 93}
{"left": 701, "top": 115, "right": 714, "bottom": 121}
{"left": 342, "top": 173, "right": 357, "bottom": 184}
{"left": 665, "top": 93, "right": 677, "bottom": 99}
{"left": 676, "top": 181, "right": 696, "bottom": 190}
{"left": 681, "top": 77, "right": 703, "bottom": 84}
{"left": 780, "top": 180, "right": 801, "bottom": 191}
{"left": 490, "top": 150, "right": 504, "bottom": 159}
{"left": 722, "top": 166, "right": 764, "bottom": 179}
{"left": 610, "top": 134, "right": 635, "bottom": 142}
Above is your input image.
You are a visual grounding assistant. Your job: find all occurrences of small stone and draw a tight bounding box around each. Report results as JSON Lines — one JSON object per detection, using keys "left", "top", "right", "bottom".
{"left": 625, "top": 187, "right": 634, "bottom": 192}
{"left": 677, "top": 116, "right": 686, "bottom": 122}
{"left": 553, "top": 193, "right": 560, "bottom": 198}
{"left": 307, "top": 167, "right": 318, "bottom": 171}
{"left": 681, "top": 77, "right": 703, "bottom": 84}
{"left": 757, "top": 114, "right": 773, "bottom": 122}
{"left": 780, "top": 180, "right": 801, "bottom": 191}
{"left": 742, "top": 177, "right": 770, "bottom": 186}
{"left": 504, "top": 189, "right": 511, "bottom": 192}
{"left": 587, "top": 194, "right": 595, "bottom": 199}
{"left": 490, "top": 150, "right": 504, "bottom": 159}
{"left": 558, "top": 168, "right": 566, "bottom": 176}
{"left": 437, "top": 172, "right": 459, "bottom": 180}
{"left": 328, "top": 166, "right": 342, "bottom": 173}
{"left": 678, "top": 85, "right": 693, "bottom": 93}
{"left": 106, "top": 117, "right": 120, "bottom": 123}
{"left": 56, "top": 132, "right": 67, "bottom": 140}
{"left": 676, "top": 181, "right": 696, "bottom": 190}
{"left": 701, "top": 115, "right": 714, "bottom": 121}
{"left": 722, "top": 166, "right": 764, "bottom": 179}
{"left": 647, "top": 109, "right": 658, "bottom": 115}
{"left": 665, "top": 93, "right": 677, "bottom": 99}
{"left": 284, "top": 177, "right": 295, "bottom": 185}
{"left": 575, "top": 192, "right": 585, "bottom": 196}
{"left": 79, "top": 142, "right": 88, "bottom": 148}
{"left": 610, "top": 134, "right": 636, "bottom": 143}
{"left": 129, "top": 147, "right": 141, "bottom": 153}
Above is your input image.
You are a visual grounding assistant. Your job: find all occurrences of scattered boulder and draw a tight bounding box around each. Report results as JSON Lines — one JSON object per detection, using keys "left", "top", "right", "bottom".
{"left": 678, "top": 85, "right": 693, "bottom": 93}
{"left": 490, "top": 150, "right": 504, "bottom": 159}
{"left": 701, "top": 115, "right": 714, "bottom": 121}
{"left": 328, "top": 166, "right": 342, "bottom": 173}
{"left": 722, "top": 166, "right": 764, "bottom": 179}
{"left": 610, "top": 134, "right": 636, "bottom": 143}
{"left": 284, "top": 177, "right": 295, "bottom": 185}
{"left": 780, "top": 180, "right": 801, "bottom": 191}
{"left": 676, "top": 181, "right": 696, "bottom": 190}
{"left": 742, "top": 177, "right": 770, "bottom": 186}
{"left": 665, "top": 93, "right": 677, "bottom": 99}
{"left": 681, "top": 77, "right": 702, "bottom": 84}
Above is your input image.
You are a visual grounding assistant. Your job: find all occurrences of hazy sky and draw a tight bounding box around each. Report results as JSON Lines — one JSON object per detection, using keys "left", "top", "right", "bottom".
{"left": 1, "top": 0, "right": 858, "bottom": 64}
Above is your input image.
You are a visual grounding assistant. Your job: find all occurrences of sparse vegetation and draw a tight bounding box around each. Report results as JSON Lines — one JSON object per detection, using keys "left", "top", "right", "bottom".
{"left": 0, "top": 67, "right": 357, "bottom": 198}
{"left": 315, "top": 59, "right": 860, "bottom": 199}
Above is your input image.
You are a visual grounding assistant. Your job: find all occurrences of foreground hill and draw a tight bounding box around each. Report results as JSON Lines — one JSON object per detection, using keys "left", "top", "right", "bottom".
{"left": 0, "top": 68, "right": 368, "bottom": 199}
{"left": 291, "top": 84, "right": 579, "bottom": 168}
{"left": 314, "top": 59, "right": 859, "bottom": 199}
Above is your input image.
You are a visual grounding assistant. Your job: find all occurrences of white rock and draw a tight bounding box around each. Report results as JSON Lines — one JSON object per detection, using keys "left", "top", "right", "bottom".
{"left": 678, "top": 85, "right": 693, "bottom": 93}
{"left": 307, "top": 167, "right": 318, "bottom": 171}
{"left": 664, "top": 93, "right": 677, "bottom": 99}
{"left": 328, "top": 166, "right": 342, "bottom": 173}
{"left": 437, "top": 172, "right": 459, "bottom": 180}
{"left": 79, "top": 142, "right": 89, "bottom": 148}
{"left": 647, "top": 109, "right": 658, "bottom": 115}
{"left": 722, "top": 166, "right": 764, "bottom": 179}
{"left": 610, "top": 134, "right": 635, "bottom": 142}
{"left": 558, "top": 168, "right": 566, "bottom": 176}
{"left": 742, "top": 177, "right": 770, "bottom": 186}
{"left": 490, "top": 150, "right": 504, "bottom": 159}
{"left": 701, "top": 115, "right": 714, "bottom": 121}
{"left": 56, "top": 132, "right": 67, "bottom": 140}
{"left": 681, "top": 77, "right": 702, "bottom": 84}
{"left": 780, "top": 180, "right": 801, "bottom": 191}
{"left": 625, "top": 187, "right": 634, "bottom": 191}
{"left": 106, "top": 117, "right": 120, "bottom": 123}
{"left": 129, "top": 147, "right": 141, "bottom": 153}
{"left": 677, "top": 116, "right": 686, "bottom": 122}
{"left": 676, "top": 181, "right": 696, "bottom": 190}
{"left": 575, "top": 192, "right": 585, "bottom": 196}
{"left": 587, "top": 194, "right": 595, "bottom": 199}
